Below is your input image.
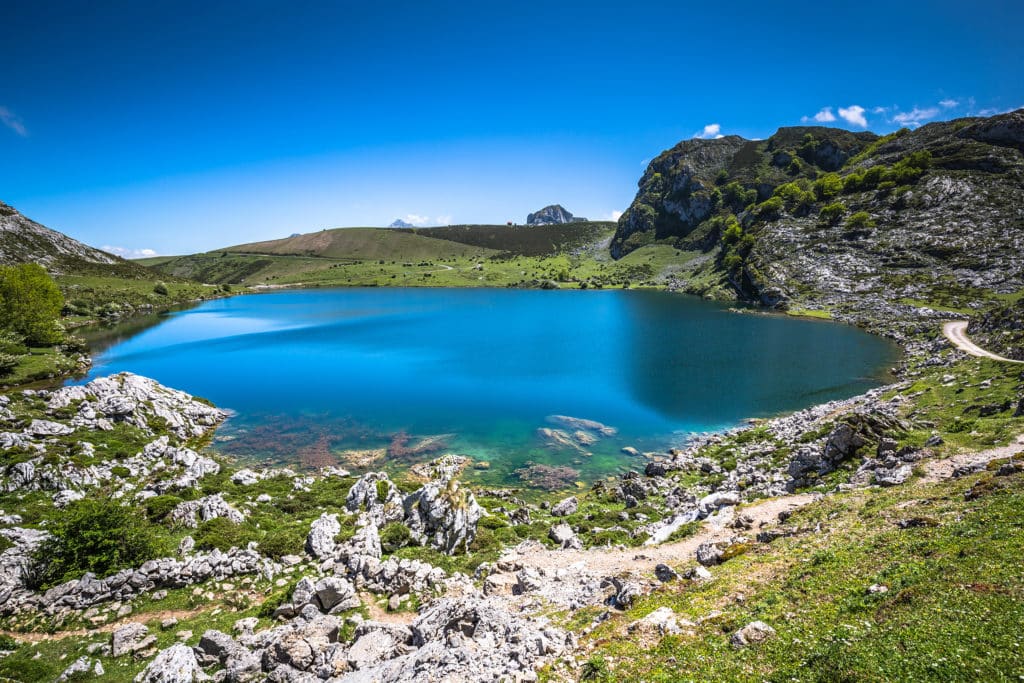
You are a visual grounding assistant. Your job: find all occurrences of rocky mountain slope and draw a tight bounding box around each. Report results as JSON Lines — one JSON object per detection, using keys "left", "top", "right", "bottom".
{"left": 0, "top": 201, "right": 154, "bottom": 279}
{"left": 612, "top": 110, "right": 1024, "bottom": 328}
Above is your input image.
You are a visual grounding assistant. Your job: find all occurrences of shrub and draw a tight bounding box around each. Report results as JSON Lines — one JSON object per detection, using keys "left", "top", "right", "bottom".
{"left": 814, "top": 173, "right": 843, "bottom": 199}
{"left": 258, "top": 528, "right": 306, "bottom": 559}
{"left": 819, "top": 202, "right": 847, "bottom": 225}
{"left": 0, "top": 330, "right": 27, "bottom": 355}
{"left": 380, "top": 522, "right": 413, "bottom": 553}
{"left": 754, "top": 196, "right": 783, "bottom": 220}
{"left": 144, "top": 494, "right": 183, "bottom": 522}
{"left": 110, "top": 466, "right": 131, "bottom": 478}
{"left": 153, "top": 282, "right": 169, "bottom": 296}
{"left": 194, "top": 517, "right": 257, "bottom": 552}
{"left": 376, "top": 479, "right": 390, "bottom": 503}
{"left": 29, "top": 498, "right": 172, "bottom": 588}
{"left": 846, "top": 211, "right": 876, "bottom": 229}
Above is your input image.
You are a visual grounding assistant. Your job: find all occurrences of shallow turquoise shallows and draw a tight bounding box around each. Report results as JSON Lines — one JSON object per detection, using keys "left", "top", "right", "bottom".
{"left": 77, "top": 288, "right": 900, "bottom": 486}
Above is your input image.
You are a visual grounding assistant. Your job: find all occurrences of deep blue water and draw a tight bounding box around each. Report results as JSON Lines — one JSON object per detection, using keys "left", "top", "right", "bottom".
{"left": 77, "top": 288, "right": 900, "bottom": 486}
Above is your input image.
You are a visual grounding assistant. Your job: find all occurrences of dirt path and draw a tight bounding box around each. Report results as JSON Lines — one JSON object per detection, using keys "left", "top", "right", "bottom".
{"left": 943, "top": 321, "right": 1024, "bottom": 363}
{"left": 920, "top": 434, "right": 1024, "bottom": 482}
{"left": 502, "top": 494, "right": 819, "bottom": 578}
{"left": 0, "top": 607, "right": 208, "bottom": 644}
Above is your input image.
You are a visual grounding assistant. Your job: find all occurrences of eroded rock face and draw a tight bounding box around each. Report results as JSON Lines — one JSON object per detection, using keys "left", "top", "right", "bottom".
{"left": 403, "top": 478, "right": 484, "bottom": 554}
{"left": 168, "top": 494, "right": 245, "bottom": 528}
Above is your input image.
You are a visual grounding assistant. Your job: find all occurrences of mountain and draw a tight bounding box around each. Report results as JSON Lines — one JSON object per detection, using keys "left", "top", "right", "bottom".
{"left": 0, "top": 200, "right": 155, "bottom": 278}
{"left": 526, "top": 204, "right": 586, "bottom": 225}
{"left": 389, "top": 219, "right": 414, "bottom": 228}
{"left": 612, "top": 110, "right": 1024, "bottom": 326}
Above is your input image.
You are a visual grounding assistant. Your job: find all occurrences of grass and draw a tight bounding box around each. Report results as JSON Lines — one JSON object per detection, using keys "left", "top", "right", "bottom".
{"left": 564, "top": 468, "right": 1024, "bottom": 682}
{"left": 0, "top": 346, "right": 79, "bottom": 387}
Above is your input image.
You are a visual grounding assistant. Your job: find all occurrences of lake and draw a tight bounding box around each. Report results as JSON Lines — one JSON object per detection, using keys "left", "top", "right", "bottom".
{"left": 77, "top": 288, "right": 900, "bottom": 488}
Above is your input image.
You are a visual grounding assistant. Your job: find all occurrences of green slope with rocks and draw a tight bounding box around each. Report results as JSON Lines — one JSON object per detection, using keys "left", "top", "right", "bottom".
{"left": 613, "top": 110, "right": 1024, "bottom": 333}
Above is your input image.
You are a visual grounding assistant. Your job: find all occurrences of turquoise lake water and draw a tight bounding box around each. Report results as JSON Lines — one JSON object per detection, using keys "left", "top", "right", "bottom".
{"left": 78, "top": 288, "right": 900, "bottom": 487}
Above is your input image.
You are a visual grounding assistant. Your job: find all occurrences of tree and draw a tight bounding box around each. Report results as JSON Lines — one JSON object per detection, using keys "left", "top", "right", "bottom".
{"left": 0, "top": 263, "right": 64, "bottom": 345}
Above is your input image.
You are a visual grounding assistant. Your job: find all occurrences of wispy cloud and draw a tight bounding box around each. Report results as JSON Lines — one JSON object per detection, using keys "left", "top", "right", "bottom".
{"left": 102, "top": 245, "right": 159, "bottom": 259}
{"left": 434, "top": 215, "right": 452, "bottom": 226}
{"left": 693, "top": 123, "right": 723, "bottom": 139}
{"left": 837, "top": 105, "right": 868, "bottom": 128}
{"left": 939, "top": 99, "right": 959, "bottom": 109}
{"left": 891, "top": 106, "right": 940, "bottom": 127}
{"left": 0, "top": 106, "right": 28, "bottom": 137}
{"left": 801, "top": 107, "right": 836, "bottom": 123}
{"left": 977, "top": 105, "right": 1022, "bottom": 116}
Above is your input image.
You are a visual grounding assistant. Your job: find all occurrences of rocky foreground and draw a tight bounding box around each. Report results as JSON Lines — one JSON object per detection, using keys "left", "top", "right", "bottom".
{"left": 1, "top": 302, "right": 1021, "bottom": 682}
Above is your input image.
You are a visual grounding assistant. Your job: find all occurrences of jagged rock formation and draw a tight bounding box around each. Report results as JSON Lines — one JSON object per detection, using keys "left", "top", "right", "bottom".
{"left": 612, "top": 110, "right": 1024, "bottom": 325}
{"left": 526, "top": 204, "right": 586, "bottom": 225}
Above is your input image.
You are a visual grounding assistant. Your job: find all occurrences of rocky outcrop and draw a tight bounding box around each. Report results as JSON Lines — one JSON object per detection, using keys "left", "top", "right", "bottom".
{"left": 134, "top": 643, "right": 208, "bottom": 683}
{"left": 46, "top": 373, "right": 226, "bottom": 439}
{"left": 526, "top": 204, "right": 586, "bottom": 225}
{"left": 0, "top": 546, "right": 269, "bottom": 616}
{"left": 168, "top": 494, "right": 246, "bottom": 528}
{"left": 613, "top": 110, "right": 1024, "bottom": 323}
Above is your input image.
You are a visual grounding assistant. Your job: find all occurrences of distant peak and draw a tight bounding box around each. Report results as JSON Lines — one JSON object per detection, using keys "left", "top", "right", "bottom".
{"left": 389, "top": 219, "right": 414, "bottom": 228}
{"left": 526, "top": 205, "right": 587, "bottom": 225}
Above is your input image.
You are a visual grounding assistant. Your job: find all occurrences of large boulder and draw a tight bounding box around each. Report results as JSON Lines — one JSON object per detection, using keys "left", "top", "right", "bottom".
{"left": 135, "top": 644, "right": 209, "bottom": 683}
{"left": 402, "top": 478, "right": 484, "bottom": 554}
{"left": 305, "top": 513, "right": 341, "bottom": 560}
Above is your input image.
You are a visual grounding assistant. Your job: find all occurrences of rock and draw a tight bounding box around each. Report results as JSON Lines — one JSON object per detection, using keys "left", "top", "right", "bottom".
{"left": 654, "top": 563, "right": 679, "bottom": 582}
{"left": 231, "top": 469, "right": 261, "bottom": 486}
{"left": 26, "top": 419, "right": 75, "bottom": 437}
{"left": 233, "top": 617, "right": 259, "bottom": 636}
{"left": 58, "top": 656, "right": 97, "bottom": 681}
{"left": 168, "top": 494, "right": 245, "bottom": 529}
{"left": 874, "top": 464, "right": 914, "bottom": 486}
{"left": 483, "top": 572, "right": 519, "bottom": 596}
{"left": 313, "top": 576, "right": 358, "bottom": 612}
{"left": 112, "top": 622, "right": 150, "bottom": 657}
{"left": 161, "top": 617, "right": 178, "bottom": 630}
{"left": 178, "top": 536, "right": 195, "bottom": 556}
{"left": 697, "top": 491, "right": 741, "bottom": 517}
{"left": 682, "top": 565, "right": 713, "bottom": 581}
{"left": 347, "top": 623, "right": 412, "bottom": 670}
{"left": 868, "top": 583, "right": 889, "bottom": 594}
{"left": 550, "top": 496, "right": 578, "bottom": 517}
{"left": 696, "top": 542, "right": 723, "bottom": 567}
{"left": 134, "top": 643, "right": 208, "bottom": 682}
{"left": 628, "top": 607, "right": 694, "bottom": 639}
{"left": 548, "top": 523, "right": 582, "bottom": 550}
{"left": 402, "top": 477, "right": 484, "bottom": 554}
{"left": 730, "top": 620, "right": 776, "bottom": 648}
{"left": 305, "top": 513, "right": 341, "bottom": 560}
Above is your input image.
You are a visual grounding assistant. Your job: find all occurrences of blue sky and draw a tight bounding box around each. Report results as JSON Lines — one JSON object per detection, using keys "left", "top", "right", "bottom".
{"left": 1, "top": 0, "right": 1022, "bottom": 256}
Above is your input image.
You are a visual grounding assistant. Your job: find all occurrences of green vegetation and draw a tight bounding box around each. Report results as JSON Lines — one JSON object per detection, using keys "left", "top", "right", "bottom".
{"left": 0, "top": 263, "right": 64, "bottom": 345}
{"left": 29, "top": 498, "right": 173, "bottom": 589}
{"left": 572, "top": 468, "right": 1024, "bottom": 681}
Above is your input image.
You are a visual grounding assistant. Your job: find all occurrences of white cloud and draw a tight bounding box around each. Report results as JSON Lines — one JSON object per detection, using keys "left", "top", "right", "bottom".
{"left": 837, "top": 105, "right": 868, "bottom": 128}
{"left": 693, "top": 123, "right": 724, "bottom": 139}
{"left": 939, "top": 99, "right": 959, "bottom": 109}
{"left": 872, "top": 106, "right": 889, "bottom": 114}
{"left": 102, "top": 245, "right": 159, "bottom": 259}
{"left": 801, "top": 107, "right": 836, "bottom": 123}
{"left": 977, "top": 105, "right": 1022, "bottom": 117}
{"left": 403, "top": 214, "right": 452, "bottom": 226}
{"left": 0, "top": 106, "right": 27, "bottom": 137}
{"left": 611, "top": 210, "right": 623, "bottom": 221}
{"left": 892, "top": 106, "right": 939, "bottom": 127}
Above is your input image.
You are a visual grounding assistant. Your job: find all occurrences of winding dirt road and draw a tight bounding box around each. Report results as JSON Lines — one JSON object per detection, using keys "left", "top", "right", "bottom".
{"left": 942, "top": 321, "right": 1024, "bottom": 363}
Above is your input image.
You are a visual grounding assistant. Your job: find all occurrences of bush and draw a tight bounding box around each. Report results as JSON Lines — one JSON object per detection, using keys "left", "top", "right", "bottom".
{"left": 0, "top": 330, "right": 27, "bottom": 355}
{"left": 144, "top": 494, "right": 183, "bottom": 522}
{"left": 258, "top": 528, "right": 306, "bottom": 559}
{"left": 846, "top": 211, "right": 876, "bottom": 229}
{"left": 380, "top": 522, "right": 413, "bottom": 553}
{"left": 153, "top": 281, "right": 169, "bottom": 296}
{"left": 819, "top": 202, "right": 847, "bottom": 225}
{"left": 110, "top": 466, "right": 131, "bottom": 479}
{"left": 30, "top": 498, "right": 172, "bottom": 588}
{"left": 814, "top": 173, "right": 843, "bottom": 199}
{"left": 194, "top": 517, "right": 257, "bottom": 552}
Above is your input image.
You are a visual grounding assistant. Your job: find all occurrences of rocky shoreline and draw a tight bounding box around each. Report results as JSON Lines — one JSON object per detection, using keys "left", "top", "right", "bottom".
{"left": 0, "top": 296, "right": 1019, "bottom": 682}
